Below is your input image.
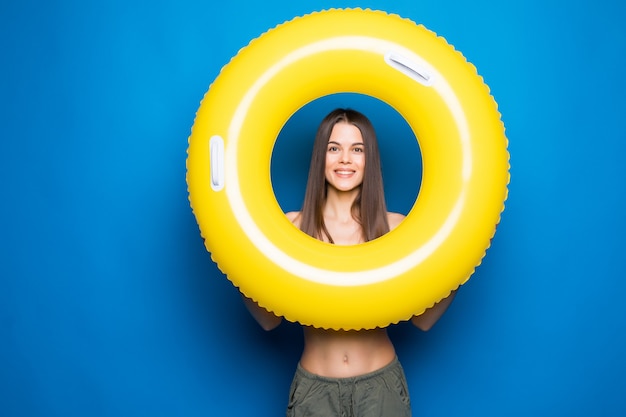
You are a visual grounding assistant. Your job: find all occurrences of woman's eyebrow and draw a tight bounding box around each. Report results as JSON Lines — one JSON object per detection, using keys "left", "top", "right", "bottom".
{"left": 327, "top": 141, "right": 365, "bottom": 146}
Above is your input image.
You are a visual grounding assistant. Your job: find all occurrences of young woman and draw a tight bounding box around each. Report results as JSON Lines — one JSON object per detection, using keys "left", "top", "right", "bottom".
{"left": 243, "top": 108, "right": 456, "bottom": 417}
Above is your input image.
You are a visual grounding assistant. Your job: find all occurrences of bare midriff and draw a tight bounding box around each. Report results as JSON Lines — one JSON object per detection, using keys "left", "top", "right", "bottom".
{"left": 300, "top": 326, "right": 396, "bottom": 378}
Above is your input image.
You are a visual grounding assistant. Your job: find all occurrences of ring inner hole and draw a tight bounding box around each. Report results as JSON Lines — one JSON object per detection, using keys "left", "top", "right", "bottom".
{"left": 270, "top": 93, "right": 422, "bottom": 232}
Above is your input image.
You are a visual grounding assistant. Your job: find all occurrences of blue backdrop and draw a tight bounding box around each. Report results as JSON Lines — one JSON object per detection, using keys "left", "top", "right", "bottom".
{"left": 2, "top": 0, "right": 625, "bottom": 416}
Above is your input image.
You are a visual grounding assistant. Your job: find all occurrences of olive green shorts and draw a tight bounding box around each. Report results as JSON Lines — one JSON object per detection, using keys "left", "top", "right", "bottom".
{"left": 286, "top": 357, "right": 411, "bottom": 417}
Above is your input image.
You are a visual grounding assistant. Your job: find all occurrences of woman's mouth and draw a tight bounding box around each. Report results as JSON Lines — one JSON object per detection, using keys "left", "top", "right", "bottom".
{"left": 335, "top": 170, "right": 355, "bottom": 177}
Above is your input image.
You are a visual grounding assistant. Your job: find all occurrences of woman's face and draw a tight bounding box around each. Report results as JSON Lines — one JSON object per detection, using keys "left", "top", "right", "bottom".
{"left": 324, "top": 122, "right": 365, "bottom": 192}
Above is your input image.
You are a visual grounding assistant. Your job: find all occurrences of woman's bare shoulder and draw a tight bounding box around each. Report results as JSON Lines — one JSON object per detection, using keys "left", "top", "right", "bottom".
{"left": 285, "top": 211, "right": 302, "bottom": 227}
{"left": 387, "top": 212, "right": 406, "bottom": 230}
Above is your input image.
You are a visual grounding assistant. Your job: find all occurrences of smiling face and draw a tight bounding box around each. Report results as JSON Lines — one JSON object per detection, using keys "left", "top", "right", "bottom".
{"left": 324, "top": 122, "right": 365, "bottom": 193}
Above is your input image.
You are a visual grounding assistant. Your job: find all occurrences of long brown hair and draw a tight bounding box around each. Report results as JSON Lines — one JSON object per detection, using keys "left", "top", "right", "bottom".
{"left": 299, "top": 108, "right": 390, "bottom": 243}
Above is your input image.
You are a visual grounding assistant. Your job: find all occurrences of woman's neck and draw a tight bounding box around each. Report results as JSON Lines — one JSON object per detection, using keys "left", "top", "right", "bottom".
{"left": 324, "top": 187, "right": 359, "bottom": 222}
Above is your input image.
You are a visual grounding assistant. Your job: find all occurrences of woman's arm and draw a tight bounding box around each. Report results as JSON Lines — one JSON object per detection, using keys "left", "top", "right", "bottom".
{"left": 386, "top": 212, "right": 457, "bottom": 330}
{"left": 411, "top": 290, "right": 457, "bottom": 331}
{"left": 242, "top": 295, "right": 283, "bottom": 331}
{"left": 239, "top": 210, "right": 298, "bottom": 331}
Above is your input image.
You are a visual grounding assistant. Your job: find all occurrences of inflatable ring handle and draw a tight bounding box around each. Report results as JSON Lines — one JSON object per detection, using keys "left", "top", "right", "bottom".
{"left": 187, "top": 8, "right": 510, "bottom": 330}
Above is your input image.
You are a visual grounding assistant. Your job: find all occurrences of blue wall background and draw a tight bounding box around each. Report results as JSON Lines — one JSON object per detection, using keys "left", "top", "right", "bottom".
{"left": 2, "top": 0, "right": 625, "bottom": 416}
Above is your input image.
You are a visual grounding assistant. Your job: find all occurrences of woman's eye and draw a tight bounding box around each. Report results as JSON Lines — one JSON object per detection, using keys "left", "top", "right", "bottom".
{"left": 353, "top": 147, "right": 364, "bottom": 153}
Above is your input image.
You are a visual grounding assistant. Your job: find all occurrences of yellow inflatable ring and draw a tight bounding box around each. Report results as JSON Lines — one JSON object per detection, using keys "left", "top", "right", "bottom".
{"left": 187, "top": 8, "right": 509, "bottom": 330}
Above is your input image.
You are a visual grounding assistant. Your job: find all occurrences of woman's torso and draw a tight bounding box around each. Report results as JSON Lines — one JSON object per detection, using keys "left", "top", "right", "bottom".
{"left": 300, "top": 326, "right": 396, "bottom": 378}
{"left": 287, "top": 209, "right": 405, "bottom": 378}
